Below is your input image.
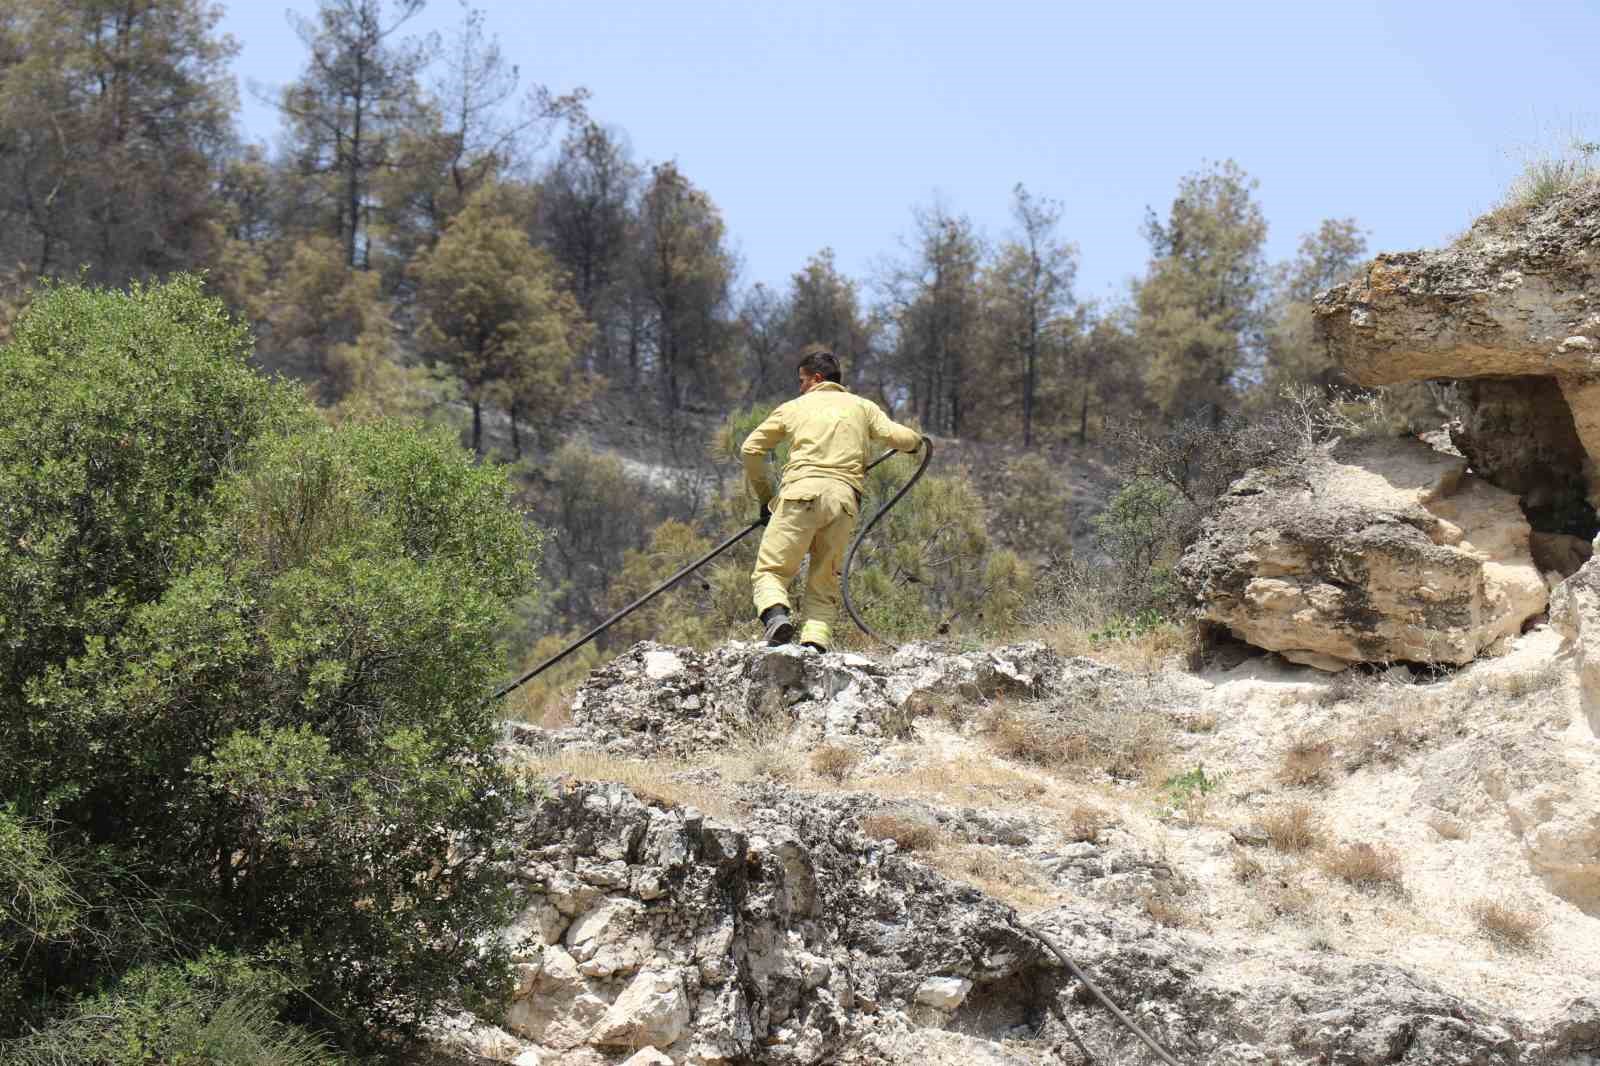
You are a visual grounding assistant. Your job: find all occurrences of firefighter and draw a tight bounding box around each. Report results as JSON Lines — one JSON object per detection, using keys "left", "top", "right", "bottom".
{"left": 740, "top": 346, "right": 921, "bottom": 652}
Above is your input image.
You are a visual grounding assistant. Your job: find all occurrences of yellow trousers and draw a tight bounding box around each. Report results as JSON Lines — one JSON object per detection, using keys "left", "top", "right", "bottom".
{"left": 751, "top": 477, "right": 858, "bottom": 648}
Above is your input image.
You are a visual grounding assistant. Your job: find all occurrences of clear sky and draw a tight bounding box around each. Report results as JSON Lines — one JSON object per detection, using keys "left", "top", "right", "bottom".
{"left": 222, "top": 0, "right": 1600, "bottom": 302}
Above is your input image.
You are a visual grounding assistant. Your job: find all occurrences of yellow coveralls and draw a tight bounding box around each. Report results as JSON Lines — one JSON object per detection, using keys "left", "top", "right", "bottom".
{"left": 740, "top": 382, "right": 920, "bottom": 648}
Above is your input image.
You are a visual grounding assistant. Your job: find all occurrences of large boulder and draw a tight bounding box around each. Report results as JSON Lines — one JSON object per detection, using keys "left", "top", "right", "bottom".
{"left": 1177, "top": 437, "right": 1547, "bottom": 670}
{"left": 1314, "top": 182, "right": 1600, "bottom": 521}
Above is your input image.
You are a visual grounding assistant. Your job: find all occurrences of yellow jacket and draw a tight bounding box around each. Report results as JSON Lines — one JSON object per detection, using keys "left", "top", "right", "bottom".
{"left": 740, "top": 382, "right": 920, "bottom": 504}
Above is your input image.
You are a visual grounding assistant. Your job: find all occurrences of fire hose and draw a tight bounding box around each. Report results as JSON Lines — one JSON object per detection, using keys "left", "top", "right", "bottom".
{"left": 491, "top": 438, "right": 931, "bottom": 702}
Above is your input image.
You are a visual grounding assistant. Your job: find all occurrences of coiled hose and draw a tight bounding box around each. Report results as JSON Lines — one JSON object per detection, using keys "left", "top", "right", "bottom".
{"left": 842, "top": 436, "right": 933, "bottom": 644}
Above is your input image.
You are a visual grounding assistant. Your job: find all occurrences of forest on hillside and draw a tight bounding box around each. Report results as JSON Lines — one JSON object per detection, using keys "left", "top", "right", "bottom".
{"left": 0, "top": 0, "right": 1385, "bottom": 664}
{"left": 0, "top": 2, "right": 1461, "bottom": 1061}
{"left": 0, "top": 0, "right": 1368, "bottom": 440}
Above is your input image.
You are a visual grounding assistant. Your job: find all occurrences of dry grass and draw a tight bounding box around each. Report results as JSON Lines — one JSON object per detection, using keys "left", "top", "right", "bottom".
{"left": 1140, "top": 888, "right": 1197, "bottom": 929}
{"left": 1468, "top": 896, "right": 1543, "bottom": 950}
{"left": 717, "top": 709, "right": 800, "bottom": 784}
{"left": 981, "top": 684, "right": 1172, "bottom": 782}
{"left": 1341, "top": 705, "right": 1436, "bottom": 771}
{"left": 1066, "top": 804, "right": 1114, "bottom": 843}
{"left": 1230, "top": 849, "right": 1265, "bottom": 884}
{"left": 861, "top": 811, "right": 946, "bottom": 852}
{"left": 1258, "top": 802, "right": 1324, "bottom": 854}
{"left": 922, "top": 843, "right": 1057, "bottom": 911}
{"left": 1266, "top": 878, "right": 1316, "bottom": 921}
{"left": 810, "top": 743, "right": 862, "bottom": 784}
{"left": 854, "top": 755, "right": 1052, "bottom": 811}
{"left": 1489, "top": 661, "right": 1565, "bottom": 700}
{"left": 1321, "top": 841, "right": 1403, "bottom": 892}
{"left": 517, "top": 749, "right": 735, "bottom": 817}
{"left": 1042, "top": 619, "right": 1200, "bottom": 674}
{"left": 1277, "top": 737, "right": 1334, "bottom": 789}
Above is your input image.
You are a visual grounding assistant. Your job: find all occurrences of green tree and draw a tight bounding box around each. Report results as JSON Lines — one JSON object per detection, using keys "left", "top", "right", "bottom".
{"left": 882, "top": 203, "right": 984, "bottom": 436}
{"left": 537, "top": 120, "right": 639, "bottom": 376}
{"left": 277, "top": 0, "right": 432, "bottom": 268}
{"left": 634, "top": 161, "right": 736, "bottom": 410}
{"left": 0, "top": 0, "right": 238, "bottom": 281}
{"left": 787, "top": 247, "right": 871, "bottom": 376}
{"left": 0, "top": 277, "right": 540, "bottom": 1051}
{"left": 1135, "top": 160, "right": 1268, "bottom": 420}
{"left": 413, "top": 185, "right": 588, "bottom": 456}
{"left": 979, "top": 184, "right": 1078, "bottom": 445}
{"left": 1263, "top": 217, "right": 1368, "bottom": 392}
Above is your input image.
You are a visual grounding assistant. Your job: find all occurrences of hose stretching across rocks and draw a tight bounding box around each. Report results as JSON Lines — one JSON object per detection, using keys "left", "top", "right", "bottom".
{"left": 493, "top": 441, "right": 928, "bottom": 702}
{"left": 1008, "top": 914, "right": 1189, "bottom": 1066}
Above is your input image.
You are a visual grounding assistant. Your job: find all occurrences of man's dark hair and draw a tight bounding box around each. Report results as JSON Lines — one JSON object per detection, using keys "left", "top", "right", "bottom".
{"left": 797, "top": 345, "right": 841, "bottom": 383}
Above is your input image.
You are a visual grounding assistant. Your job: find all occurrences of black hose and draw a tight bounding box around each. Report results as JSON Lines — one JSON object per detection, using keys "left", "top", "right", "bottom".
{"left": 493, "top": 446, "right": 916, "bottom": 703}
{"left": 1009, "top": 915, "right": 1188, "bottom": 1066}
{"left": 842, "top": 436, "right": 933, "bottom": 644}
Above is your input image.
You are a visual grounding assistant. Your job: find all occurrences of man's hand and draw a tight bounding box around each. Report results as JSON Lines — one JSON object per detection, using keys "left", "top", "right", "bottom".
{"left": 756, "top": 499, "right": 773, "bottom": 525}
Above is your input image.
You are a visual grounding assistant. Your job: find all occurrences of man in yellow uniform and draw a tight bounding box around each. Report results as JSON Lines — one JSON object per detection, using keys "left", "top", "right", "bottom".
{"left": 740, "top": 347, "right": 921, "bottom": 651}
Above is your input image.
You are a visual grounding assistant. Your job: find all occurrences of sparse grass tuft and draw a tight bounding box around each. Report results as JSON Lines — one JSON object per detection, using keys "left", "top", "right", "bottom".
{"left": 1341, "top": 705, "right": 1435, "bottom": 771}
{"left": 1140, "top": 888, "right": 1196, "bottom": 929}
{"left": 862, "top": 811, "right": 946, "bottom": 852}
{"left": 1468, "top": 896, "right": 1543, "bottom": 950}
{"left": 982, "top": 681, "right": 1173, "bottom": 781}
{"left": 1321, "top": 841, "right": 1403, "bottom": 892}
{"left": 1066, "top": 804, "right": 1114, "bottom": 843}
{"left": 1258, "top": 802, "right": 1324, "bottom": 854}
{"left": 1427, "top": 809, "right": 1467, "bottom": 840}
{"left": 519, "top": 749, "right": 735, "bottom": 816}
{"left": 1278, "top": 737, "right": 1334, "bottom": 789}
{"left": 810, "top": 743, "right": 861, "bottom": 784}
{"left": 1491, "top": 661, "right": 1565, "bottom": 700}
{"left": 1230, "top": 849, "right": 1264, "bottom": 884}
{"left": 922, "top": 844, "right": 1056, "bottom": 911}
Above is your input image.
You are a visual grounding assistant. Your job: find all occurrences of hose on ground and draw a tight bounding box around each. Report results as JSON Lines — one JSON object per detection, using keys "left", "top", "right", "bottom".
{"left": 492, "top": 443, "right": 923, "bottom": 702}
{"left": 1008, "top": 914, "right": 1188, "bottom": 1066}
{"left": 841, "top": 436, "right": 933, "bottom": 644}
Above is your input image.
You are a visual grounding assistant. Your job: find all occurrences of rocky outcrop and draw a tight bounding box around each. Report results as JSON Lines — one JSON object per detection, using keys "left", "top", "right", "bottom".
{"left": 429, "top": 778, "right": 1593, "bottom": 1066}
{"left": 1314, "top": 182, "right": 1600, "bottom": 526}
{"left": 1177, "top": 438, "right": 1547, "bottom": 670}
{"left": 512, "top": 640, "right": 1063, "bottom": 758}
{"left": 1313, "top": 182, "right": 1600, "bottom": 386}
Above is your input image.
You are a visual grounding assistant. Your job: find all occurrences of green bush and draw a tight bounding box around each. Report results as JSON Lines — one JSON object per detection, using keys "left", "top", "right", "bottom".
{"left": 0, "top": 278, "right": 540, "bottom": 1051}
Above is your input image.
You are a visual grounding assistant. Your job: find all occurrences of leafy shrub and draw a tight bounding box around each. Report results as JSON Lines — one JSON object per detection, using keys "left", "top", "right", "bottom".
{"left": 3, "top": 956, "right": 339, "bottom": 1066}
{"left": 0, "top": 279, "right": 539, "bottom": 1050}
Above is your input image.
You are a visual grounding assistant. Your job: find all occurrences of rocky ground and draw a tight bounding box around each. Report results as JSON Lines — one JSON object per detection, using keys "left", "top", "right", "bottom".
{"left": 424, "top": 632, "right": 1600, "bottom": 1066}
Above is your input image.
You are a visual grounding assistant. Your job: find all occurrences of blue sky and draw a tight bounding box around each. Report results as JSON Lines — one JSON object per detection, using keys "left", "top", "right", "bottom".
{"left": 223, "top": 0, "right": 1600, "bottom": 302}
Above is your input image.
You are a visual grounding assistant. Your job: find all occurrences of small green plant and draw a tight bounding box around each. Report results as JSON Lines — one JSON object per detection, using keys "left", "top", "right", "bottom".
{"left": 1160, "top": 763, "right": 1226, "bottom": 821}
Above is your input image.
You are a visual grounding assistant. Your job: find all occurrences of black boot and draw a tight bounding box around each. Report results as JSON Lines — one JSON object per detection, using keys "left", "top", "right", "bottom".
{"left": 760, "top": 605, "right": 794, "bottom": 646}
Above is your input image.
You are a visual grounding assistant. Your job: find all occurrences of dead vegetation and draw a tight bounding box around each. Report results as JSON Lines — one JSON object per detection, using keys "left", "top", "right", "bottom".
{"left": 810, "top": 743, "right": 862, "bottom": 784}
{"left": 1277, "top": 737, "right": 1334, "bottom": 789}
{"left": 1320, "top": 841, "right": 1403, "bottom": 892}
{"left": 1258, "top": 802, "right": 1324, "bottom": 854}
{"left": 980, "top": 679, "right": 1173, "bottom": 781}
{"left": 1468, "top": 896, "right": 1543, "bottom": 950}
{"left": 517, "top": 749, "right": 737, "bottom": 817}
{"left": 921, "top": 843, "right": 1057, "bottom": 911}
{"left": 1066, "top": 805, "right": 1114, "bottom": 843}
{"left": 1229, "top": 848, "right": 1265, "bottom": 883}
{"left": 1141, "top": 887, "right": 1198, "bottom": 929}
{"left": 862, "top": 810, "right": 946, "bottom": 852}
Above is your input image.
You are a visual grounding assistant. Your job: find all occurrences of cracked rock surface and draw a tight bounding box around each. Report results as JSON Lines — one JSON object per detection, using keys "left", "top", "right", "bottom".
{"left": 427, "top": 639, "right": 1600, "bottom": 1065}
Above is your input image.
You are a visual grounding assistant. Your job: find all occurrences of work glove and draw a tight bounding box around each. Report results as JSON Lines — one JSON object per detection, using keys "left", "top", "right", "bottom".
{"left": 756, "top": 499, "right": 773, "bottom": 525}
